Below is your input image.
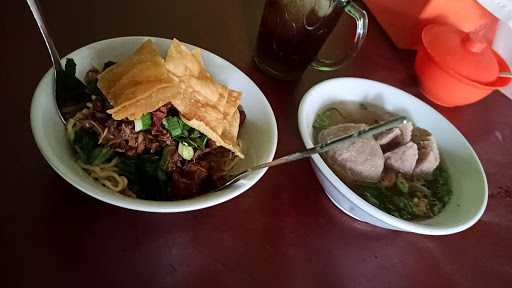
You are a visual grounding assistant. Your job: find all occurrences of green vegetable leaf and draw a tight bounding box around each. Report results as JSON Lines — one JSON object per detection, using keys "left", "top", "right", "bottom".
{"left": 425, "top": 166, "right": 453, "bottom": 211}
{"left": 313, "top": 111, "right": 330, "bottom": 129}
{"left": 159, "top": 146, "right": 173, "bottom": 171}
{"left": 356, "top": 166, "right": 453, "bottom": 220}
{"left": 64, "top": 58, "right": 77, "bottom": 76}
{"left": 363, "top": 191, "right": 381, "bottom": 207}
{"left": 117, "top": 153, "right": 170, "bottom": 200}
{"left": 73, "top": 129, "right": 99, "bottom": 163}
{"left": 73, "top": 128, "right": 114, "bottom": 165}
{"left": 57, "top": 58, "right": 91, "bottom": 107}
{"left": 89, "top": 146, "right": 114, "bottom": 165}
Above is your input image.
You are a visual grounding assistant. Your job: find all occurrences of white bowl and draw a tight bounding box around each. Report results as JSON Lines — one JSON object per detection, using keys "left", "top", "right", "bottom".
{"left": 31, "top": 36, "right": 277, "bottom": 212}
{"left": 298, "top": 77, "right": 487, "bottom": 235}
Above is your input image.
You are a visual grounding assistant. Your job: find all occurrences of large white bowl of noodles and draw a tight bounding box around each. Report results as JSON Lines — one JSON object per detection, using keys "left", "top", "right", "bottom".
{"left": 31, "top": 37, "right": 277, "bottom": 212}
{"left": 298, "top": 78, "right": 487, "bottom": 235}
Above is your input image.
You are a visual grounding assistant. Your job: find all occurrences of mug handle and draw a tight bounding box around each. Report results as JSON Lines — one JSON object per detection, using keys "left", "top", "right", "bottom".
{"left": 311, "top": 1, "right": 368, "bottom": 71}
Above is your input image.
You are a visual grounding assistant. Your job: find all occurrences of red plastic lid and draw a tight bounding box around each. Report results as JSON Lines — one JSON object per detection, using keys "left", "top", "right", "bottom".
{"left": 422, "top": 24, "right": 499, "bottom": 83}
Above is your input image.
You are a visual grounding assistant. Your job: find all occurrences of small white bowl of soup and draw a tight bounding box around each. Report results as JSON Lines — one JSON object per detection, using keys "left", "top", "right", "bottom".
{"left": 31, "top": 37, "right": 277, "bottom": 212}
{"left": 298, "top": 77, "right": 487, "bottom": 235}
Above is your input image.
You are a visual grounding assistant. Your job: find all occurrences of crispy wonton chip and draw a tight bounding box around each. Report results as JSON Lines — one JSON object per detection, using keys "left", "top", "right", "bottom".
{"left": 97, "top": 40, "right": 177, "bottom": 120}
{"left": 165, "top": 39, "right": 243, "bottom": 157}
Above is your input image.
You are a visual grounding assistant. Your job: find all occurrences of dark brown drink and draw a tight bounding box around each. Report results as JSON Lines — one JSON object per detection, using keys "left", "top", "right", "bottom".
{"left": 254, "top": 0, "right": 344, "bottom": 79}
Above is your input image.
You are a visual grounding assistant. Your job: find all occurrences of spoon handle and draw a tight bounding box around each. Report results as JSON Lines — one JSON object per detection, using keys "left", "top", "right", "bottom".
{"left": 26, "top": 0, "right": 62, "bottom": 71}
{"left": 248, "top": 115, "right": 407, "bottom": 173}
{"left": 499, "top": 71, "right": 512, "bottom": 78}
{"left": 215, "top": 116, "right": 407, "bottom": 191}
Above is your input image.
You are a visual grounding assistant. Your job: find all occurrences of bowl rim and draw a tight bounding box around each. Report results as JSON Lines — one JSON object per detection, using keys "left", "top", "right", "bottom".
{"left": 298, "top": 77, "right": 488, "bottom": 235}
{"left": 30, "top": 36, "right": 278, "bottom": 212}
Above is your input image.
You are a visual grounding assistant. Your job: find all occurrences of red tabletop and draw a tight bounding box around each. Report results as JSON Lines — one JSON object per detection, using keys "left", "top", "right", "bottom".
{"left": 4, "top": 0, "right": 512, "bottom": 287}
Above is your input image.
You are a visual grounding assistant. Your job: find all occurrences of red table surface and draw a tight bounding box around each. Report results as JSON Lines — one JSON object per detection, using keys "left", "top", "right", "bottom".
{"left": 3, "top": 1, "right": 512, "bottom": 287}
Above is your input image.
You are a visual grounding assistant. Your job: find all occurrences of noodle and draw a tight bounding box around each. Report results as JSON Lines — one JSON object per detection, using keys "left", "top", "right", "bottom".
{"left": 78, "top": 158, "right": 128, "bottom": 192}
{"left": 66, "top": 105, "right": 92, "bottom": 142}
{"left": 98, "top": 127, "right": 109, "bottom": 144}
{"left": 67, "top": 107, "right": 128, "bottom": 194}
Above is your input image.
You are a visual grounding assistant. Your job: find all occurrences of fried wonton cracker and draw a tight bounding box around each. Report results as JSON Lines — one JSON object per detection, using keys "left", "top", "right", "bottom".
{"left": 97, "top": 40, "right": 177, "bottom": 120}
{"left": 165, "top": 39, "right": 243, "bottom": 157}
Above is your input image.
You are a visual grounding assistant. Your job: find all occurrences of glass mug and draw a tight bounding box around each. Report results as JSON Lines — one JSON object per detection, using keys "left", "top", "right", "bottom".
{"left": 254, "top": 0, "right": 368, "bottom": 79}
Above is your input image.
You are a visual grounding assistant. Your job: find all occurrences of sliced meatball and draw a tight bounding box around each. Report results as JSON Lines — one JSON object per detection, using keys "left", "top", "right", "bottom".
{"left": 384, "top": 142, "right": 418, "bottom": 175}
{"left": 412, "top": 127, "right": 440, "bottom": 176}
{"left": 398, "top": 122, "right": 413, "bottom": 143}
{"left": 375, "top": 128, "right": 401, "bottom": 145}
{"left": 414, "top": 139, "right": 440, "bottom": 176}
{"left": 374, "top": 122, "right": 414, "bottom": 154}
{"left": 319, "top": 123, "right": 384, "bottom": 183}
{"left": 319, "top": 123, "right": 368, "bottom": 141}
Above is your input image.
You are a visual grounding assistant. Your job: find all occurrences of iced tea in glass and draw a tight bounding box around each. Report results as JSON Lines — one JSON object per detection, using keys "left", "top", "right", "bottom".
{"left": 254, "top": 0, "right": 368, "bottom": 79}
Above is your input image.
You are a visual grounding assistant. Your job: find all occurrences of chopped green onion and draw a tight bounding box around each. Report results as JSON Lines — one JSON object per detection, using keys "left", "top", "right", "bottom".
{"left": 163, "top": 116, "right": 183, "bottom": 137}
{"left": 178, "top": 142, "right": 194, "bottom": 160}
{"left": 180, "top": 119, "right": 190, "bottom": 130}
{"left": 396, "top": 174, "right": 409, "bottom": 193}
{"left": 181, "top": 128, "right": 189, "bottom": 138}
{"left": 134, "top": 113, "right": 152, "bottom": 132}
{"left": 162, "top": 116, "right": 208, "bottom": 150}
{"left": 134, "top": 119, "right": 143, "bottom": 132}
{"left": 141, "top": 113, "right": 152, "bottom": 128}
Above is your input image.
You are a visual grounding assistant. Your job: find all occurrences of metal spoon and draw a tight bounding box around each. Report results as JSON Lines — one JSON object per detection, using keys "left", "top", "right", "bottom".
{"left": 499, "top": 72, "right": 512, "bottom": 78}
{"left": 27, "top": 0, "right": 89, "bottom": 123}
{"left": 215, "top": 115, "right": 407, "bottom": 191}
